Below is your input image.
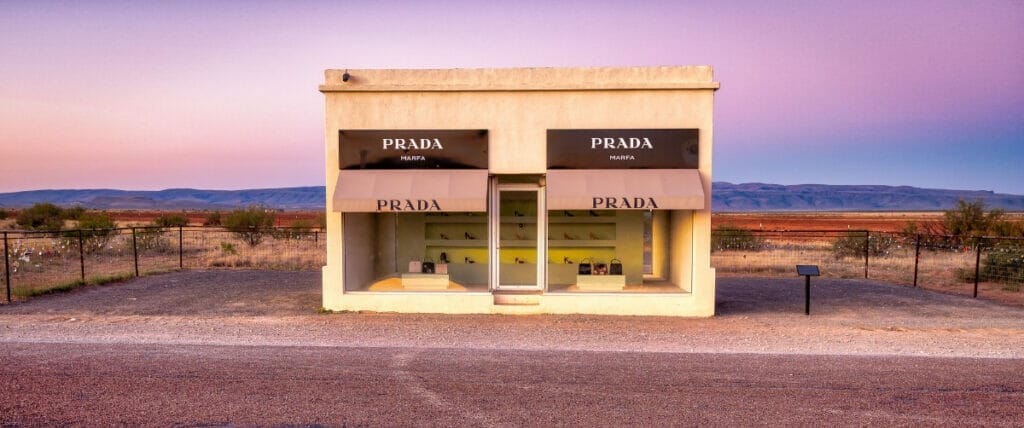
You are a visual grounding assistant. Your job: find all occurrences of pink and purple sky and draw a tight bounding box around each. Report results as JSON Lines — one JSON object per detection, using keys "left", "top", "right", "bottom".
{"left": 2, "top": 0, "right": 1022, "bottom": 193}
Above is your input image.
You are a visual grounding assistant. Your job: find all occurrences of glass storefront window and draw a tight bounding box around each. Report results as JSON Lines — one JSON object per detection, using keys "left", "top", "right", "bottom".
{"left": 343, "top": 212, "right": 488, "bottom": 292}
{"left": 547, "top": 209, "right": 684, "bottom": 293}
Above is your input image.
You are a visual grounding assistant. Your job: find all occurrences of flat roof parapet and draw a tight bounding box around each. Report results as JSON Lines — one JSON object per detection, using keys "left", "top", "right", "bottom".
{"left": 320, "top": 66, "right": 719, "bottom": 92}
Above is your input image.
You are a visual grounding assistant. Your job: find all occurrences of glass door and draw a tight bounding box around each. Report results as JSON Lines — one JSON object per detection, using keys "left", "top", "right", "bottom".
{"left": 491, "top": 183, "right": 545, "bottom": 290}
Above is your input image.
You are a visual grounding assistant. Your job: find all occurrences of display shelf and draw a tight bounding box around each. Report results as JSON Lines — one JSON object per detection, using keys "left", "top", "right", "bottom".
{"left": 547, "top": 240, "right": 617, "bottom": 248}
{"left": 424, "top": 239, "right": 486, "bottom": 247}
{"left": 499, "top": 217, "right": 538, "bottom": 223}
{"left": 548, "top": 216, "right": 616, "bottom": 224}
{"left": 499, "top": 240, "right": 537, "bottom": 248}
{"left": 423, "top": 216, "right": 488, "bottom": 224}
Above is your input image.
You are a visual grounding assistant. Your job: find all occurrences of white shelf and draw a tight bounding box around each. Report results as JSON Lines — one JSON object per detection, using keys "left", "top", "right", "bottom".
{"left": 425, "top": 239, "right": 486, "bottom": 247}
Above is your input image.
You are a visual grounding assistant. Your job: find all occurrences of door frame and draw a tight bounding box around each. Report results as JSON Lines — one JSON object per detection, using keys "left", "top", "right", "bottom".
{"left": 490, "top": 180, "right": 546, "bottom": 291}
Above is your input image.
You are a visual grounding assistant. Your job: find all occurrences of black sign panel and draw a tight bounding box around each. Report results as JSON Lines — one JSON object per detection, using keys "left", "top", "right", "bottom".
{"left": 340, "top": 130, "right": 488, "bottom": 169}
{"left": 547, "top": 129, "right": 698, "bottom": 169}
{"left": 796, "top": 265, "right": 820, "bottom": 276}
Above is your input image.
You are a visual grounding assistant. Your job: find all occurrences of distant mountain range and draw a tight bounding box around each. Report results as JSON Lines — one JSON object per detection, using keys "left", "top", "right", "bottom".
{"left": 0, "top": 183, "right": 1022, "bottom": 212}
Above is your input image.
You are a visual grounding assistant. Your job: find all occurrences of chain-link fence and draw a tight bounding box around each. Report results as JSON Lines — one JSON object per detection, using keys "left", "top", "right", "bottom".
{"left": 1, "top": 227, "right": 324, "bottom": 301}
{"left": 711, "top": 229, "right": 1024, "bottom": 303}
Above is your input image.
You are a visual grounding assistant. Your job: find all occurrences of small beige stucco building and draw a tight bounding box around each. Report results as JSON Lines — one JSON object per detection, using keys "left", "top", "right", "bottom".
{"left": 320, "top": 66, "right": 719, "bottom": 316}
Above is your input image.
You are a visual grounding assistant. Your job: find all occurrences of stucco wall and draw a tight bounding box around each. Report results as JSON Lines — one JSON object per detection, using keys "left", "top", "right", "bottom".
{"left": 322, "top": 66, "right": 717, "bottom": 316}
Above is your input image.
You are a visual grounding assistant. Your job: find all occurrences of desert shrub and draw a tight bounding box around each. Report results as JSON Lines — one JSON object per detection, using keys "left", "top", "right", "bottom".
{"left": 315, "top": 212, "right": 327, "bottom": 229}
{"left": 133, "top": 227, "right": 174, "bottom": 252}
{"left": 981, "top": 241, "right": 1024, "bottom": 289}
{"left": 220, "top": 241, "right": 237, "bottom": 255}
{"left": 831, "top": 231, "right": 899, "bottom": 259}
{"left": 0, "top": 208, "right": 8, "bottom": 220}
{"left": 276, "top": 219, "right": 314, "bottom": 240}
{"left": 711, "top": 226, "right": 766, "bottom": 252}
{"left": 72, "top": 212, "right": 117, "bottom": 253}
{"left": 203, "top": 211, "right": 222, "bottom": 226}
{"left": 16, "top": 203, "right": 65, "bottom": 231}
{"left": 62, "top": 205, "right": 86, "bottom": 221}
{"left": 153, "top": 213, "right": 189, "bottom": 228}
{"left": 223, "top": 205, "right": 276, "bottom": 246}
{"left": 944, "top": 199, "right": 1003, "bottom": 238}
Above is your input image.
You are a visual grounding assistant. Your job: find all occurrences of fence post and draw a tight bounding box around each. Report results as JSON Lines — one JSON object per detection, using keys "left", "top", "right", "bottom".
{"left": 314, "top": 230, "right": 318, "bottom": 244}
{"left": 77, "top": 229, "right": 85, "bottom": 282}
{"left": 4, "top": 231, "right": 10, "bottom": 303}
{"left": 131, "top": 227, "right": 139, "bottom": 277}
{"left": 973, "top": 237, "right": 983, "bottom": 298}
{"left": 178, "top": 226, "right": 184, "bottom": 269}
{"left": 863, "top": 230, "right": 870, "bottom": 279}
{"left": 913, "top": 234, "right": 921, "bottom": 287}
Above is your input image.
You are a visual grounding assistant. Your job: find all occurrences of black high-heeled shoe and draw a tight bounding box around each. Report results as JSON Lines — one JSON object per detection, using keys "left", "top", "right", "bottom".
{"left": 464, "top": 232, "right": 476, "bottom": 240}
{"left": 564, "top": 210, "right": 574, "bottom": 217}
{"left": 439, "top": 233, "right": 450, "bottom": 240}
{"left": 589, "top": 210, "right": 599, "bottom": 217}
{"left": 563, "top": 256, "right": 573, "bottom": 264}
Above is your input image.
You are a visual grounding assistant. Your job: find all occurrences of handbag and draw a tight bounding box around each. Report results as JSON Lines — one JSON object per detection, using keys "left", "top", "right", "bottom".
{"left": 578, "top": 257, "right": 592, "bottom": 275}
{"left": 408, "top": 257, "right": 422, "bottom": 273}
{"left": 422, "top": 257, "right": 436, "bottom": 274}
{"left": 594, "top": 261, "right": 607, "bottom": 275}
{"left": 436, "top": 262, "right": 448, "bottom": 275}
{"left": 609, "top": 259, "right": 623, "bottom": 275}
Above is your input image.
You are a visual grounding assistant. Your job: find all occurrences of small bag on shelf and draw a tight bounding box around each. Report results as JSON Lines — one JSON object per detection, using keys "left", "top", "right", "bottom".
{"left": 408, "top": 257, "right": 422, "bottom": 273}
{"left": 609, "top": 259, "right": 623, "bottom": 275}
{"left": 422, "top": 257, "right": 436, "bottom": 274}
{"left": 578, "top": 257, "right": 592, "bottom": 275}
{"left": 594, "top": 261, "right": 607, "bottom": 275}
{"left": 435, "top": 262, "right": 448, "bottom": 275}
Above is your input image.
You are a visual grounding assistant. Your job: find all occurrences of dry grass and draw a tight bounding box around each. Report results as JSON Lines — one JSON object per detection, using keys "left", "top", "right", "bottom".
{"left": 1, "top": 228, "right": 324, "bottom": 301}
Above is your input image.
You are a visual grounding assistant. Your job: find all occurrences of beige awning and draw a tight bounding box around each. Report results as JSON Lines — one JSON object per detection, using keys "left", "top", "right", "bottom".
{"left": 333, "top": 170, "right": 488, "bottom": 212}
{"left": 546, "top": 169, "right": 705, "bottom": 210}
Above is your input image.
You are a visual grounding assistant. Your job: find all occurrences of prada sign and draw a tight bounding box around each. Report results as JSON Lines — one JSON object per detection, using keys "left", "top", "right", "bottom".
{"left": 340, "top": 130, "right": 488, "bottom": 169}
{"left": 377, "top": 199, "right": 442, "bottom": 211}
{"left": 547, "top": 129, "right": 698, "bottom": 169}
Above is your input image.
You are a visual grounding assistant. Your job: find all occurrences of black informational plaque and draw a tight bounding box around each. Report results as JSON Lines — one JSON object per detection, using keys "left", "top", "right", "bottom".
{"left": 547, "top": 129, "right": 698, "bottom": 169}
{"left": 340, "top": 130, "right": 488, "bottom": 169}
{"left": 796, "top": 265, "right": 820, "bottom": 276}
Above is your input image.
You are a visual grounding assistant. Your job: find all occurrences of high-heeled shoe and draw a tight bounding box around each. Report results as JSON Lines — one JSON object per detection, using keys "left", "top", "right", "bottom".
{"left": 465, "top": 232, "right": 476, "bottom": 240}
{"left": 564, "top": 210, "right": 574, "bottom": 217}
{"left": 464, "top": 256, "right": 475, "bottom": 264}
{"left": 514, "top": 210, "right": 524, "bottom": 217}
{"left": 589, "top": 210, "right": 600, "bottom": 217}
{"left": 563, "top": 232, "right": 575, "bottom": 240}
{"left": 439, "top": 233, "right": 450, "bottom": 240}
{"left": 589, "top": 232, "right": 601, "bottom": 240}
{"left": 563, "top": 256, "right": 573, "bottom": 264}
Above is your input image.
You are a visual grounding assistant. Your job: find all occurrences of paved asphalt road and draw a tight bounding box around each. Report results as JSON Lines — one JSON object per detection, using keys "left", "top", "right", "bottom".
{"left": 3, "top": 342, "right": 1023, "bottom": 426}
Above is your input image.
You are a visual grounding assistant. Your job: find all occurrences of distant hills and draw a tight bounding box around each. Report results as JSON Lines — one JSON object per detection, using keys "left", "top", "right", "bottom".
{"left": 713, "top": 183, "right": 1024, "bottom": 211}
{"left": 0, "top": 183, "right": 1022, "bottom": 212}
{"left": 0, "top": 187, "right": 325, "bottom": 211}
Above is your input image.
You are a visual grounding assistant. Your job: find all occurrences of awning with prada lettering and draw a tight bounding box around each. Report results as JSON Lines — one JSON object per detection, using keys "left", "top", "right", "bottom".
{"left": 546, "top": 169, "right": 705, "bottom": 210}
{"left": 333, "top": 170, "right": 488, "bottom": 212}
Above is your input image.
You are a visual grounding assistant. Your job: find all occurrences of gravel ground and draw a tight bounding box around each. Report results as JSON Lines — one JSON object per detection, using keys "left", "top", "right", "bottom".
{"left": 2, "top": 270, "right": 1023, "bottom": 358}
{"left": 3, "top": 343, "right": 1022, "bottom": 426}
{"left": 3, "top": 270, "right": 1024, "bottom": 425}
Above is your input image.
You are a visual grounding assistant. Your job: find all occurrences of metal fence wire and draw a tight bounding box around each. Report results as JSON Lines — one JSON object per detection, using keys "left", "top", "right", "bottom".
{"left": 711, "top": 229, "right": 1024, "bottom": 299}
{"left": 2, "top": 227, "right": 1022, "bottom": 304}
{"left": 2, "top": 226, "right": 325, "bottom": 302}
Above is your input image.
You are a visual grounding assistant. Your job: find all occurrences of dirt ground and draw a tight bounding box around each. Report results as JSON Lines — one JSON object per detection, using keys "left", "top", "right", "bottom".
{"left": 2, "top": 270, "right": 1023, "bottom": 358}
{"left": 2, "top": 271, "right": 1024, "bottom": 425}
